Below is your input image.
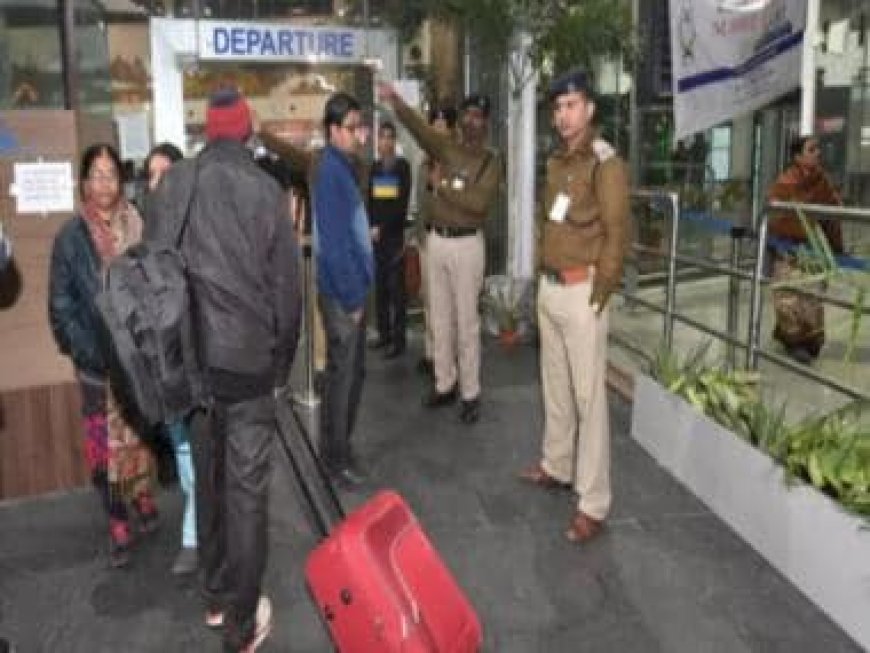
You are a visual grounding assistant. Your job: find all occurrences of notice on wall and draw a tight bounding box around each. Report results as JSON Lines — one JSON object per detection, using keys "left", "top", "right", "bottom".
{"left": 117, "top": 112, "right": 151, "bottom": 160}
{"left": 10, "top": 161, "right": 75, "bottom": 214}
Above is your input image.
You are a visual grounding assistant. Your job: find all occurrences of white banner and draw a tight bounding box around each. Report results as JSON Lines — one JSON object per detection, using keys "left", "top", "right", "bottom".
{"left": 197, "top": 20, "right": 364, "bottom": 62}
{"left": 670, "top": 0, "right": 806, "bottom": 140}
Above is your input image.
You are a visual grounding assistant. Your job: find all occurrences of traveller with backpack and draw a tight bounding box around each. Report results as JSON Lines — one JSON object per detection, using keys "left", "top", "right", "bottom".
{"left": 148, "top": 87, "right": 302, "bottom": 653}
{"left": 48, "top": 143, "right": 159, "bottom": 568}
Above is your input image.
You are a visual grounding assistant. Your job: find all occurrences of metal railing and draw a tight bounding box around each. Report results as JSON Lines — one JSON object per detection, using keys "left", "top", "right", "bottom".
{"left": 747, "top": 201, "right": 870, "bottom": 400}
{"left": 618, "top": 193, "right": 870, "bottom": 401}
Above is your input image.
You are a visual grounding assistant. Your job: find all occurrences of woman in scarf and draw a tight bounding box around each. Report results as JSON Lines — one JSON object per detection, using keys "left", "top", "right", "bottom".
{"left": 49, "top": 143, "right": 157, "bottom": 567}
{"left": 767, "top": 135, "right": 843, "bottom": 364}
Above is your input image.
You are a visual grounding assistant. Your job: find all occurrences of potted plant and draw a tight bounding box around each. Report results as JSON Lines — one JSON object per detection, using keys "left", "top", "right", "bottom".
{"left": 481, "top": 276, "right": 529, "bottom": 347}
{"left": 633, "top": 341, "right": 870, "bottom": 649}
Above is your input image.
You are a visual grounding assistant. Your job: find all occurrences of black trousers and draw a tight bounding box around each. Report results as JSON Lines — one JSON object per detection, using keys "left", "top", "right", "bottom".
{"left": 318, "top": 294, "right": 366, "bottom": 470}
{"left": 374, "top": 237, "right": 406, "bottom": 347}
{"left": 190, "top": 393, "right": 275, "bottom": 650}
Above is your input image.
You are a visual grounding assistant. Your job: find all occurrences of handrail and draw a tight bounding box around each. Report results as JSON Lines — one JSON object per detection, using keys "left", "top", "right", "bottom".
{"left": 620, "top": 193, "right": 870, "bottom": 401}
{"left": 768, "top": 201, "right": 870, "bottom": 222}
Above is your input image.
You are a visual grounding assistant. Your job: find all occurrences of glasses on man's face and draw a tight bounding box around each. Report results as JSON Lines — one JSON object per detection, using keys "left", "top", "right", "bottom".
{"left": 88, "top": 172, "right": 119, "bottom": 184}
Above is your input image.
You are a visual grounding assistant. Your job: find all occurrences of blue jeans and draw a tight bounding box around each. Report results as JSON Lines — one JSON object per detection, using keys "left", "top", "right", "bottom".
{"left": 167, "top": 419, "right": 196, "bottom": 548}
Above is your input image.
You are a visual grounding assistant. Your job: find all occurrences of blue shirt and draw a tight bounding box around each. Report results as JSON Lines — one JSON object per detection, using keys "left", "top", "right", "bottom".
{"left": 313, "top": 145, "right": 374, "bottom": 312}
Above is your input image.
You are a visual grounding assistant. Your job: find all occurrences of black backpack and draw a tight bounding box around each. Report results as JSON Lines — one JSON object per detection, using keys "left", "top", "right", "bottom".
{"left": 96, "top": 162, "right": 204, "bottom": 427}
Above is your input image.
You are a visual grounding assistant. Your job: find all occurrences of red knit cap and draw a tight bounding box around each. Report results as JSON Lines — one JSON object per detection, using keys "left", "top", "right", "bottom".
{"left": 205, "top": 87, "right": 252, "bottom": 142}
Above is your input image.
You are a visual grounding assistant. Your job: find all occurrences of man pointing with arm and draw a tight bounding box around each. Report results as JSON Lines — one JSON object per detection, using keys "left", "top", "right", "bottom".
{"left": 378, "top": 82, "right": 501, "bottom": 425}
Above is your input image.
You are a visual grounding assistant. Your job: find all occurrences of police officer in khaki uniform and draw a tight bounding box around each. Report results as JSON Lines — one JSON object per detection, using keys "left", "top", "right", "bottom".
{"left": 519, "top": 69, "right": 629, "bottom": 542}
{"left": 378, "top": 83, "right": 501, "bottom": 425}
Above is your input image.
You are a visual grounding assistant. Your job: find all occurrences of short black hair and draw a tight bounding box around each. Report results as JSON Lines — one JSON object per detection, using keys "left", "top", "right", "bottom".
{"left": 460, "top": 94, "right": 490, "bottom": 117}
{"left": 144, "top": 142, "right": 183, "bottom": 176}
{"left": 428, "top": 105, "right": 457, "bottom": 128}
{"left": 789, "top": 135, "right": 814, "bottom": 160}
{"left": 323, "top": 92, "right": 361, "bottom": 135}
{"left": 78, "top": 143, "right": 123, "bottom": 201}
{"left": 379, "top": 120, "right": 397, "bottom": 137}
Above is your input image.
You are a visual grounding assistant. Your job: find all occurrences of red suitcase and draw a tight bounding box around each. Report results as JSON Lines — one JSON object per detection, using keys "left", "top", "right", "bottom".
{"left": 305, "top": 490, "right": 482, "bottom": 653}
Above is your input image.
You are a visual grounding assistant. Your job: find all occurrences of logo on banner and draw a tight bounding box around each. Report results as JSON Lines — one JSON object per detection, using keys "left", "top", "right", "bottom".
{"left": 669, "top": 0, "right": 804, "bottom": 140}
{"left": 677, "top": 2, "right": 697, "bottom": 64}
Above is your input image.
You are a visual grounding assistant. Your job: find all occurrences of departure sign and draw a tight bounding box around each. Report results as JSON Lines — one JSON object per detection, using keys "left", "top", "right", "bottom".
{"left": 198, "top": 21, "right": 363, "bottom": 62}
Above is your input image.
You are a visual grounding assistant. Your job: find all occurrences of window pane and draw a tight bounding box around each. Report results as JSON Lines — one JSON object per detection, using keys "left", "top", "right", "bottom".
{"left": 0, "top": 3, "right": 64, "bottom": 109}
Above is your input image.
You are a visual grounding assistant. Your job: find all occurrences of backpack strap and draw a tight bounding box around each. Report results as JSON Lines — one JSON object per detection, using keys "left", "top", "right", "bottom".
{"left": 173, "top": 158, "right": 200, "bottom": 249}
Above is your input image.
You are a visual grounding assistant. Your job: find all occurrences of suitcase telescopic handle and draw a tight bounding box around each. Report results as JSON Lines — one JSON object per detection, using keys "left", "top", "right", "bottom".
{"left": 275, "top": 398, "right": 345, "bottom": 539}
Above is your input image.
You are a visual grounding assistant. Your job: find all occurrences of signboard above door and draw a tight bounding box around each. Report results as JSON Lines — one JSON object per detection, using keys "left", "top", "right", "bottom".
{"left": 198, "top": 20, "right": 364, "bottom": 62}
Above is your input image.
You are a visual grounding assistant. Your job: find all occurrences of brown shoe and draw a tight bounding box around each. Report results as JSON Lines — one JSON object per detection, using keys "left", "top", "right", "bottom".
{"left": 517, "top": 464, "right": 571, "bottom": 490}
{"left": 564, "top": 511, "right": 604, "bottom": 543}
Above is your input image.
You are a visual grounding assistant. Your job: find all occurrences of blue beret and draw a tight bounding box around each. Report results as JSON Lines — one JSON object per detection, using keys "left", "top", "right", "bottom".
{"left": 460, "top": 94, "right": 491, "bottom": 117}
{"left": 548, "top": 68, "right": 593, "bottom": 102}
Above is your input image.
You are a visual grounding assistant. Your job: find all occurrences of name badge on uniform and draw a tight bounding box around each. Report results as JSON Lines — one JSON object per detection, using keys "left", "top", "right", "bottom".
{"left": 549, "top": 193, "right": 571, "bottom": 222}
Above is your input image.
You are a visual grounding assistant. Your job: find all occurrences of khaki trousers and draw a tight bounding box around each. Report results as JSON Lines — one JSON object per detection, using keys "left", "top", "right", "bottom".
{"left": 537, "top": 276, "right": 611, "bottom": 521}
{"left": 419, "top": 237, "right": 433, "bottom": 358}
{"left": 428, "top": 231, "right": 486, "bottom": 400}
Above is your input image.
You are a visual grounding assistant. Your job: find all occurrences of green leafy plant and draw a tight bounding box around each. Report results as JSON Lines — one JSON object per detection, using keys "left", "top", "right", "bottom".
{"left": 648, "top": 340, "right": 759, "bottom": 441}
{"left": 380, "top": 0, "right": 634, "bottom": 96}
{"left": 649, "top": 339, "right": 870, "bottom": 522}
{"left": 481, "top": 279, "right": 523, "bottom": 334}
{"left": 770, "top": 208, "right": 870, "bottom": 363}
{"left": 767, "top": 400, "right": 870, "bottom": 519}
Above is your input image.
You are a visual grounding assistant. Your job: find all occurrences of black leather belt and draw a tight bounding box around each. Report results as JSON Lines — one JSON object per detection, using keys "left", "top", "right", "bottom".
{"left": 427, "top": 225, "right": 478, "bottom": 238}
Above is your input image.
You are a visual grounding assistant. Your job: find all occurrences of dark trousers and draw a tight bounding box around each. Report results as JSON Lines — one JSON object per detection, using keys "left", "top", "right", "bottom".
{"left": 374, "top": 238, "right": 406, "bottom": 347}
{"left": 190, "top": 393, "right": 275, "bottom": 650}
{"left": 318, "top": 294, "right": 366, "bottom": 470}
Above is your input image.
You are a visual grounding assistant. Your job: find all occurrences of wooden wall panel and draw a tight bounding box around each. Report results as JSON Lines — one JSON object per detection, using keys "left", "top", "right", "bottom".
{"left": 0, "top": 110, "right": 114, "bottom": 499}
{"left": 0, "top": 382, "right": 86, "bottom": 500}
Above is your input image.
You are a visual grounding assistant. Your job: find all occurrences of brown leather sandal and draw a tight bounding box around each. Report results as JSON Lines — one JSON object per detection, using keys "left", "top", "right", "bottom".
{"left": 564, "top": 511, "right": 604, "bottom": 543}
{"left": 517, "top": 464, "right": 571, "bottom": 490}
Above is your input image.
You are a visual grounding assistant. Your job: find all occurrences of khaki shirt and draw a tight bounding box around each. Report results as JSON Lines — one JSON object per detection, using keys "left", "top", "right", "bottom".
{"left": 539, "top": 133, "right": 630, "bottom": 291}
{"left": 393, "top": 100, "right": 501, "bottom": 229}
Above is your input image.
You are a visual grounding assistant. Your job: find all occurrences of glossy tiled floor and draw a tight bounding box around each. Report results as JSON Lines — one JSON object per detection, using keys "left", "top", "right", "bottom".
{"left": 0, "top": 338, "right": 861, "bottom": 652}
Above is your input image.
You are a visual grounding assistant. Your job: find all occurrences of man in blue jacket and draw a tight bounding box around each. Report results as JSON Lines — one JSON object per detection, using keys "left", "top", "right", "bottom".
{"left": 314, "top": 92, "right": 374, "bottom": 488}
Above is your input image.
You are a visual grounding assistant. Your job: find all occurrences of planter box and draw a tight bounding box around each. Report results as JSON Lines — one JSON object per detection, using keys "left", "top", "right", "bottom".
{"left": 632, "top": 374, "right": 870, "bottom": 650}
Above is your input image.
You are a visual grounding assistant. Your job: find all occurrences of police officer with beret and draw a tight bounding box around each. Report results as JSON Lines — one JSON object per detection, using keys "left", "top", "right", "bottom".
{"left": 519, "top": 68, "right": 630, "bottom": 543}
{"left": 378, "top": 83, "right": 501, "bottom": 425}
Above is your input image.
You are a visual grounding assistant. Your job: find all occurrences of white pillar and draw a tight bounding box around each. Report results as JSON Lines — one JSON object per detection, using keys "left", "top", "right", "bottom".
{"left": 507, "top": 31, "right": 537, "bottom": 280}
{"left": 800, "top": 0, "right": 820, "bottom": 135}
{"left": 150, "top": 18, "right": 197, "bottom": 151}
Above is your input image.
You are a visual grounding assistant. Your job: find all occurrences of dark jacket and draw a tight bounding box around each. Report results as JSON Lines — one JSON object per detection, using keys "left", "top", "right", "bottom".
{"left": 368, "top": 156, "right": 411, "bottom": 241}
{"left": 313, "top": 144, "right": 374, "bottom": 313}
{"left": 48, "top": 215, "right": 106, "bottom": 375}
{"left": 148, "top": 139, "right": 302, "bottom": 399}
{"left": 768, "top": 163, "right": 843, "bottom": 253}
